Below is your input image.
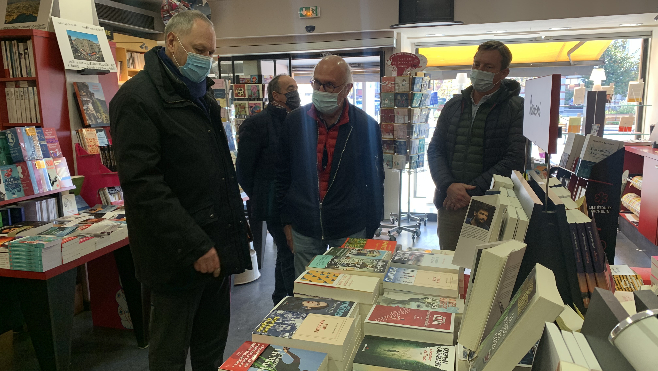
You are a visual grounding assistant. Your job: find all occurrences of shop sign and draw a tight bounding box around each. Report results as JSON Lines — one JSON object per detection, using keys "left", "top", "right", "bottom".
{"left": 299, "top": 6, "right": 320, "bottom": 18}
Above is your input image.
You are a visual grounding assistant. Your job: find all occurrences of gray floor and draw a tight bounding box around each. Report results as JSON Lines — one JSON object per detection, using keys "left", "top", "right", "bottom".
{"left": 5, "top": 219, "right": 648, "bottom": 370}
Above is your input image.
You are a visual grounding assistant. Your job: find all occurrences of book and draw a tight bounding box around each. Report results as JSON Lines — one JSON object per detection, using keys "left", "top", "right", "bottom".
{"left": 454, "top": 195, "right": 504, "bottom": 266}
{"left": 78, "top": 128, "right": 100, "bottom": 154}
{"left": 341, "top": 238, "right": 398, "bottom": 252}
{"left": 43, "top": 158, "right": 60, "bottom": 190}
{"left": 498, "top": 206, "right": 518, "bottom": 241}
{"left": 34, "top": 128, "right": 49, "bottom": 160}
{"left": 53, "top": 157, "right": 73, "bottom": 188}
{"left": 459, "top": 240, "right": 526, "bottom": 352}
{"left": 469, "top": 264, "right": 565, "bottom": 371}
{"left": 23, "top": 126, "right": 42, "bottom": 159}
{"left": 610, "top": 265, "right": 643, "bottom": 292}
{"left": 364, "top": 304, "right": 454, "bottom": 344}
{"left": 390, "top": 250, "right": 461, "bottom": 274}
{"left": 294, "top": 270, "right": 380, "bottom": 305}
{"left": 353, "top": 336, "right": 455, "bottom": 371}
{"left": 27, "top": 160, "right": 48, "bottom": 193}
{"left": 383, "top": 267, "right": 460, "bottom": 298}
{"left": 252, "top": 312, "right": 356, "bottom": 362}
{"left": 562, "top": 331, "right": 589, "bottom": 369}
{"left": 556, "top": 305, "right": 584, "bottom": 332}
{"left": 6, "top": 127, "right": 36, "bottom": 162}
{"left": 220, "top": 341, "right": 328, "bottom": 371}
{"left": 0, "top": 164, "right": 24, "bottom": 200}
{"left": 324, "top": 247, "right": 391, "bottom": 260}
{"left": 572, "top": 332, "right": 602, "bottom": 371}
{"left": 514, "top": 207, "right": 529, "bottom": 242}
{"left": 308, "top": 255, "right": 389, "bottom": 277}
{"left": 575, "top": 135, "right": 623, "bottom": 178}
{"left": 377, "top": 289, "right": 464, "bottom": 314}
{"left": 42, "top": 128, "right": 63, "bottom": 158}
{"left": 273, "top": 296, "right": 357, "bottom": 318}
{"left": 532, "top": 323, "right": 587, "bottom": 371}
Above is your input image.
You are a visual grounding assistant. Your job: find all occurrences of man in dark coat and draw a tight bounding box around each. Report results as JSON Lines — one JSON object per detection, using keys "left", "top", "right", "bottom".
{"left": 109, "top": 10, "right": 251, "bottom": 371}
{"left": 427, "top": 40, "right": 526, "bottom": 251}
{"left": 275, "top": 55, "right": 385, "bottom": 277}
{"left": 237, "top": 74, "right": 300, "bottom": 304}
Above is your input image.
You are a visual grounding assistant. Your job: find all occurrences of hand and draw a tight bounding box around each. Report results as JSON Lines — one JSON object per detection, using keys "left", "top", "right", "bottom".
{"left": 194, "top": 247, "right": 221, "bottom": 276}
{"left": 443, "top": 183, "right": 476, "bottom": 211}
{"left": 283, "top": 225, "right": 294, "bottom": 253}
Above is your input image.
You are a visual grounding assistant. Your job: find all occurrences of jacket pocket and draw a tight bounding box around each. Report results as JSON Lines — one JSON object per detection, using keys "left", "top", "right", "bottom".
{"left": 189, "top": 203, "right": 219, "bottom": 227}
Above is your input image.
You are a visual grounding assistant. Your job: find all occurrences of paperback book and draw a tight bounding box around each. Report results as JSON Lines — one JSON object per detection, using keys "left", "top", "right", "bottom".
{"left": 273, "top": 296, "right": 356, "bottom": 317}
{"left": 353, "top": 336, "right": 455, "bottom": 371}
{"left": 220, "top": 341, "right": 328, "bottom": 371}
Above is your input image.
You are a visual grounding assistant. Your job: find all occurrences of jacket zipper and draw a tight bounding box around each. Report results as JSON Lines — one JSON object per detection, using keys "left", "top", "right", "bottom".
{"left": 317, "top": 126, "right": 324, "bottom": 240}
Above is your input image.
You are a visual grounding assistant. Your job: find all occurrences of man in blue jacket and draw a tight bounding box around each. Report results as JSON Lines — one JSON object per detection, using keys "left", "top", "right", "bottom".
{"left": 276, "top": 55, "right": 385, "bottom": 277}
{"left": 428, "top": 40, "right": 526, "bottom": 250}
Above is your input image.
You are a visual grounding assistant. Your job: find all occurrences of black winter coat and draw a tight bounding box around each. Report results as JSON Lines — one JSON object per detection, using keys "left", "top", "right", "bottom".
{"left": 236, "top": 104, "right": 287, "bottom": 221}
{"left": 109, "top": 47, "right": 251, "bottom": 290}
{"left": 427, "top": 79, "right": 526, "bottom": 208}
{"left": 275, "top": 103, "right": 385, "bottom": 240}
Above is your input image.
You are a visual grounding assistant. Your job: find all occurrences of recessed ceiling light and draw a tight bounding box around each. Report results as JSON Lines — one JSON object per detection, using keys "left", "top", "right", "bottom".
{"left": 425, "top": 33, "right": 445, "bottom": 37}
{"left": 548, "top": 27, "right": 571, "bottom": 30}
{"left": 619, "top": 23, "right": 643, "bottom": 27}
{"left": 486, "top": 30, "right": 507, "bottom": 33}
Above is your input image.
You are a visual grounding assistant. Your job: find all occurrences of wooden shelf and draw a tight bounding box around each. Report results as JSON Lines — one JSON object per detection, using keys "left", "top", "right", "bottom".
{"left": 0, "top": 237, "right": 128, "bottom": 280}
{"left": 0, "top": 186, "right": 75, "bottom": 207}
{"left": 0, "top": 77, "right": 37, "bottom": 81}
{"left": 1, "top": 122, "right": 42, "bottom": 127}
{"left": 626, "top": 146, "right": 658, "bottom": 162}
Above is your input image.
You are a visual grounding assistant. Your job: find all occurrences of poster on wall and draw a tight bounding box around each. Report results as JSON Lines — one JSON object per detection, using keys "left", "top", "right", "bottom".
{"left": 0, "top": 0, "right": 54, "bottom": 30}
{"left": 51, "top": 16, "right": 117, "bottom": 73}
{"left": 523, "top": 74, "right": 561, "bottom": 154}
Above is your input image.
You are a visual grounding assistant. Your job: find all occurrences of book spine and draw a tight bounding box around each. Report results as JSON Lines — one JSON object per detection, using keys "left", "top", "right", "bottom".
{"left": 32, "top": 87, "right": 40, "bottom": 123}
{"left": 27, "top": 88, "right": 36, "bottom": 124}
{"left": 568, "top": 223, "right": 590, "bottom": 307}
{"left": 1, "top": 41, "right": 8, "bottom": 77}
{"left": 576, "top": 223, "right": 596, "bottom": 298}
{"left": 586, "top": 219, "right": 609, "bottom": 290}
{"left": 21, "top": 43, "right": 28, "bottom": 78}
{"left": 27, "top": 40, "right": 35, "bottom": 77}
{"left": 12, "top": 41, "right": 20, "bottom": 78}
{"left": 5, "top": 88, "right": 13, "bottom": 123}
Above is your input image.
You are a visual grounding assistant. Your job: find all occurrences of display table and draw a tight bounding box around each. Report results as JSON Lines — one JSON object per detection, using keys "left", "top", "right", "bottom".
{"left": 0, "top": 238, "right": 148, "bottom": 371}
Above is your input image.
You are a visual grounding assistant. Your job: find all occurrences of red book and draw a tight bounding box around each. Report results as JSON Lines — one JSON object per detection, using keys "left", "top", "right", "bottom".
{"left": 42, "top": 128, "right": 63, "bottom": 158}
{"left": 341, "top": 238, "right": 397, "bottom": 252}
{"left": 220, "top": 341, "right": 268, "bottom": 371}
{"left": 364, "top": 305, "right": 454, "bottom": 344}
{"left": 14, "top": 162, "right": 35, "bottom": 196}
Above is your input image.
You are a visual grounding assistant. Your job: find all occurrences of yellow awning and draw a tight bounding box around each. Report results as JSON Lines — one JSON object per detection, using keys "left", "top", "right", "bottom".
{"left": 419, "top": 40, "right": 612, "bottom": 67}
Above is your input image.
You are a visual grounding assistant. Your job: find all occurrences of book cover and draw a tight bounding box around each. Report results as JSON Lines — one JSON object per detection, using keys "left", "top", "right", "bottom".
{"left": 42, "top": 128, "right": 63, "bottom": 158}
{"left": 274, "top": 296, "right": 355, "bottom": 317}
{"left": 0, "top": 131, "right": 12, "bottom": 165}
{"left": 342, "top": 238, "right": 397, "bottom": 252}
{"left": 381, "top": 76, "right": 396, "bottom": 92}
{"left": 366, "top": 305, "right": 453, "bottom": 332}
{"left": 391, "top": 251, "right": 460, "bottom": 272}
{"left": 79, "top": 128, "right": 100, "bottom": 154}
{"left": 395, "top": 140, "right": 407, "bottom": 155}
{"left": 43, "top": 158, "right": 60, "bottom": 190}
{"left": 378, "top": 289, "right": 463, "bottom": 313}
{"left": 5, "top": 127, "right": 28, "bottom": 162}
{"left": 385, "top": 266, "right": 418, "bottom": 285}
{"left": 23, "top": 126, "right": 41, "bottom": 159}
{"left": 575, "top": 222, "right": 596, "bottom": 298}
{"left": 0, "top": 164, "right": 24, "bottom": 199}
{"left": 250, "top": 344, "right": 326, "bottom": 371}
{"left": 322, "top": 256, "right": 388, "bottom": 274}
{"left": 27, "top": 160, "right": 47, "bottom": 193}
{"left": 297, "top": 270, "right": 340, "bottom": 285}
{"left": 585, "top": 218, "right": 608, "bottom": 290}
{"left": 382, "top": 140, "right": 395, "bottom": 154}
{"left": 353, "top": 336, "right": 455, "bottom": 371}
{"left": 325, "top": 247, "right": 389, "bottom": 260}
{"left": 73, "top": 82, "right": 110, "bottom": 127}
{"left": 53, "top": 157, "right": 73, "bottom": 188}
{"left": 234, "top": 84, "right": 247, "bottom": 98}
{"left": 34, "top": 128, "right": 49, "bottom": 159}
{"left": 290, "top": 314, "right": 353, "bottom": 345}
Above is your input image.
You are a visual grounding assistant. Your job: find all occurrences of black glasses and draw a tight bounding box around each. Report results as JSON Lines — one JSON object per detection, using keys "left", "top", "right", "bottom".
{"left": 310, "top": 79, "right": 346, "bottom": 93}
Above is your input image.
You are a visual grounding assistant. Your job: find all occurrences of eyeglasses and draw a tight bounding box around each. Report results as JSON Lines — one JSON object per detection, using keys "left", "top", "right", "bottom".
{"left": 310, "top": 79, "right": 346, "bottom": 93}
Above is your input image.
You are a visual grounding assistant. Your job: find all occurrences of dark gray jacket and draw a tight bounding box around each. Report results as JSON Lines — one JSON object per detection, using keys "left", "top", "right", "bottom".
{"left": 110, "top": 47, "right": 251, "bottom": 289}
{"left": 427, "top": 79, "right": 526, "bottom": 207}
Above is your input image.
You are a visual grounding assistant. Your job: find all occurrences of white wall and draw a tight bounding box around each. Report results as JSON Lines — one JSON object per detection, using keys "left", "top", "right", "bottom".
{"left": 210, "top": 0, "right": 398, "bottom": 38}
{"left": 455, "top": 0, "right": 657, "bottom": 24}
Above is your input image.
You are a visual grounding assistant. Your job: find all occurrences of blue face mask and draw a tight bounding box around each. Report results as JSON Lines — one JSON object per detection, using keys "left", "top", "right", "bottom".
{"left": 175, "top": 36, "right": 213, "bottom": 83}
{"left": 312, "top": 89, "right": 344, "bottom": 114}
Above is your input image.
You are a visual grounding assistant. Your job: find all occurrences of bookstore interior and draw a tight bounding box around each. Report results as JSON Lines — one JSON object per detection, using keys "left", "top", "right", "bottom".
{"left": 0, "top": 0, "right": 658, "bottom": 371}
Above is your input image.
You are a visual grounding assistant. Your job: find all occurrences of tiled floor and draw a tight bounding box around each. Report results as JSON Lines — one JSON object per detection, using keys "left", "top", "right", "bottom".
{"left": 5, "top": 220, "right": 650, "bottom": 370}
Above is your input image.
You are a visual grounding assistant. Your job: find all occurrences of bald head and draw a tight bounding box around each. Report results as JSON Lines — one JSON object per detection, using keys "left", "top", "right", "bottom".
{"left": 314, "top": 55, "right": 353, "bottom": 86}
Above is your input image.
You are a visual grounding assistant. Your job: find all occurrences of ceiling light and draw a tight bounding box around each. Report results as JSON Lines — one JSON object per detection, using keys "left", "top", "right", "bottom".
{"left": 619, "top": 23, "right": 643, "bottom": 27}
{"left": 425, "top": 33, "right": 444, "bottom": 37}
{"left": 548, "top": 27, "right": 571, "bottom": 30}
{"left": 486, "top": 30, "right": 507, "bottom": 33}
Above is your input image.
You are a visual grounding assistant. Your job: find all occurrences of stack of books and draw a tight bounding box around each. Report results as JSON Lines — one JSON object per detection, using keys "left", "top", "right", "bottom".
{"left": 0, "top": 237, "right": 12, "bottom": 269}
{"left": 574, "top": 135, "right": 624, "bottom": 179}
{"left": 4, "top": 82, "right": 40, "bottom": 124}
{"left": 7, "top": 235, "right": 62, "bottom": 272}
{"left": 652, "top": 256, "right": 658, "bottom": 287}
{"left": 1, "top": 39, "right": 36, "bottom": 78}
{"left": 533, "top": 322, "right": 601, "bottom": 371}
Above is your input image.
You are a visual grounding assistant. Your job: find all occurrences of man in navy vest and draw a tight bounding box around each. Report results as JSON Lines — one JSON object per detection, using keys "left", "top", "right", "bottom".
{"left": 428, "top": 41, "right": 526, "bottom": 250}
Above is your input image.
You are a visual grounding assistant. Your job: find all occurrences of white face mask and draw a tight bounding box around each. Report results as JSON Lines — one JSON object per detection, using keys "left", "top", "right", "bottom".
{"left": 312, "top": 90, "right": 342, "bottom": 114}
{"left": 470, "top": 69, "right": 497, "bottom": 92}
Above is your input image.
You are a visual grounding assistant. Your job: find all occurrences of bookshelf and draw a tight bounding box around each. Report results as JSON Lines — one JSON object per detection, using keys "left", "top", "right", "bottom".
{"left": 112, "top": 33, "right": 157, "bottom": 85}
{"left": 75, "top": 143, "right": 120, "bottom": 207}
{"left": 620, "top": 146, "right": 658, "bottom": 248}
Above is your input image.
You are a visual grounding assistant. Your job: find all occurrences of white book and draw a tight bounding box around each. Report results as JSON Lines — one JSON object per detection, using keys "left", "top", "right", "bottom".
{"left": 26, "top": 40, "right": 36, "bottom": 77}
{"left": 562, "top": 331, "right": 589, "bottom": 369}
{"left": 364, "top": 304, "right": 455, "bottom": 345}
{"left": 294, "top": 270, "right": 381, "bottom": 305}
{"left": 390, "top": 250, "right": 462, "bottom": 274}
{"left": 514, "top": 207, "right": 529, "bottom": 242}
{"left": 20, "top": 42, "right": 29, "bottom": 77}
{"left": 572, "top": 331, "right": 602, "bottom": 371}
{"left": 383, "top": 267, "right": 460, "bottom": 298}
{"left": 458, "top": 240, "right": 526, "bottom": 351}
{"left": 27, "top": 87, "right": 36, "bottom": 124}
{"left": 5, "top": 87, "right": 14, "bottom": 123}
{"left": 454, "top": 195, "right": 503, "bottom": 267}
{"left": 556, "top": 305, "right": 584, "bottom": 332}
{"left": 533, "top": 323, "right": 587, "bottom": 371}
{"left": 18, "top": 42, "right": 27, "bottom": 77}
{"left": 11, "top": 41, "right": 19, "bottom": 78}
{"left": 1, "top": 41, "right": 8, "bottom": 77}
{"left": 498, "top": 206, "right": 518, "bottom": 241}
{"left": 15, "top": 87, "right": 25, "bottom": 123}
{"left": 32, "top": 87, "right": 40, "bottom": 123}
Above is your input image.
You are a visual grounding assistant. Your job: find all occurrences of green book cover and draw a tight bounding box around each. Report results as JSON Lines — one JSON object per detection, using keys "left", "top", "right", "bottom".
{"left": 0, "top": 132, "right": 12, "bottom": 165}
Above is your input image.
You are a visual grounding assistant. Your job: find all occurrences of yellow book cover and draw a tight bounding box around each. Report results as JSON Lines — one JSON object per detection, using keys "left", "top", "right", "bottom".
{"left": 291, "top": 314, "right": 353, "bottom": 345}
{"left": 414, "top": 271, "right": 459, "bottom": 290}
{"left": 299, "top": 270, "right": 340, "bottom": 285}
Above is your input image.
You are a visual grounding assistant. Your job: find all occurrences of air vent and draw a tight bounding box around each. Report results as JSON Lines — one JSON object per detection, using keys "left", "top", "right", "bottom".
{"left": 96, "top": 3, "right": 155, "bottom": 30}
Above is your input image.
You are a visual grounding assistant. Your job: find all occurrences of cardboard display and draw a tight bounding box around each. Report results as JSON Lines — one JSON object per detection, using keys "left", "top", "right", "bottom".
{"left": 523, "top": 74, "right": 561, "bottom": 154}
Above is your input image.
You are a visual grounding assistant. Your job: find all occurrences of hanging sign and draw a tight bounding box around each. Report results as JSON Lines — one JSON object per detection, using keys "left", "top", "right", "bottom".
{"left": 387, "top": 52, "right": 427, "bottom": 76}
{"left": 299, "top": 6, "right": 320, "bottom": 18}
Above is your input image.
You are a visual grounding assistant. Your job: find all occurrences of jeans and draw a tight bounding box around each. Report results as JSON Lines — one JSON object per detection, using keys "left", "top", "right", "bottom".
{"left": 437, "top": 206, "right": 468, "bottom": 251}
{"left": 291, "top": 228, "right": 367, "bottom": 278}
{"left": 148, "top": 276, "right": 231, "bottom": 371}
{"left": 268, "top": 219, "right": 295, "bottom": 305}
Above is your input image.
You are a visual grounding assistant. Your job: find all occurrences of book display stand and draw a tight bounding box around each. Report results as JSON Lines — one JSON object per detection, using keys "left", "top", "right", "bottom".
{"left": 551, "top": 148, "right": 624, "bottom": 264}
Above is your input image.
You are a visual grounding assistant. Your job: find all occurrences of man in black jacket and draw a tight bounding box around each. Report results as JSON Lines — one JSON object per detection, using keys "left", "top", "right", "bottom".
{"left": 110, "top": 11, "right": 251, "bottom": 371}
{"left": 276, "top": 55, "right": 385, "bottom": 277}
{"left": 237, "top": 74, "right": 300, "bottom": 304}
{"left": 427, "top": 41, "right": 525, "bottom": 251}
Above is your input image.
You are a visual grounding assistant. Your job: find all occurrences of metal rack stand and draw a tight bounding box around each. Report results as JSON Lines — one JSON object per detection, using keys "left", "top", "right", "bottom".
{"left": 378, "top": 167, "right": 427, "bottom": 243}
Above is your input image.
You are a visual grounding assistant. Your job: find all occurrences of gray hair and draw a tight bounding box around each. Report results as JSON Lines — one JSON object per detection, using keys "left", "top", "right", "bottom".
{"left": 315, "top": 55, "right": 354, "bottom": 84}
{"left": 164, "top": 10, "right": 213, "bottom": 37}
